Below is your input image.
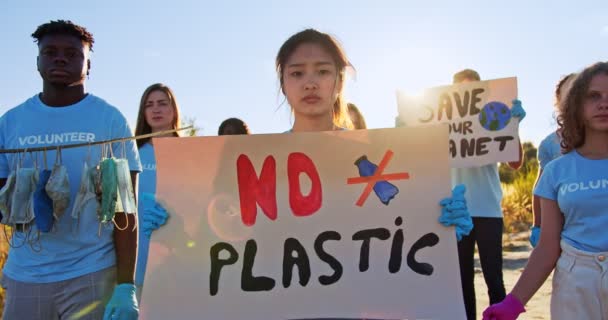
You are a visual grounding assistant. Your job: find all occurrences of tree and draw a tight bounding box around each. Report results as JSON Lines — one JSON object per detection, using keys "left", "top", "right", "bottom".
{"left": 181, "top": 116, "right": 201, "bottom": 137}
{"left": 499, "top": 141, "right": 538, "bottom": 184}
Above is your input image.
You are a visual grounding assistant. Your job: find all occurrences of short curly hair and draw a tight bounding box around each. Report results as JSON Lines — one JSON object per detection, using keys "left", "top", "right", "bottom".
{"left": 218, "top": 118, "right": 250, "bottom": 135}
{"left": 453, "top": 69, "right": 481, "bottom": 83}
{"left": 31, "top": 20, "right": 94, "bottom": 51}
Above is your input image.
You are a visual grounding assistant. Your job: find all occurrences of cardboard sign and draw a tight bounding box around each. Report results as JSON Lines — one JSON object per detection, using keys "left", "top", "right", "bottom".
{"left": 140, "top": 126, "right": 466, "bottom": 320}
{"left": 397, "top": 77, "right": 519, "bottom": 168}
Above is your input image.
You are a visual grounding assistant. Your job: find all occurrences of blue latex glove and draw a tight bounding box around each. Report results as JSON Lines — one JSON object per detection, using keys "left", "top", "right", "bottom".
{"left": 529, "top": 226, "right": 540, "bottom": 248}
{"left": 438, "top": 184, "right": 473, "bottom": 241}
{"left": 103, "top": 283, "right": 139, "bottom": 320}
{"left": 511, "top": 99, "right": 526, "bottom": 122}
{"left": 141, "top": 193, "right": 169, "bottom": 238}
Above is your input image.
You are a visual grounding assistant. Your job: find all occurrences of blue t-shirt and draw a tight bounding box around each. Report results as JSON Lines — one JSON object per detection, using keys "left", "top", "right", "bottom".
{"left": 0, "top": 94, "right": 142, "bottom": 283}
{"left": 538, "top": 132, "right": 561, "bottom": 169}
{"left": 451, "top": 164, "right": 503, "bottom": 218}
{"left": 534, "top": 150, "right": 608, "bottom": 252}
{"left": 135, "top": 142, "right": 156, "bottom": 286}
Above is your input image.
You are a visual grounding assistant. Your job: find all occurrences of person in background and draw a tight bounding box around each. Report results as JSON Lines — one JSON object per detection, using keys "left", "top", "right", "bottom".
{"left": 133, "top": 83, "right": 182, "bottom": 303}
{"left": 451, "top": 68, "right": 526, "bottom": 320}
{"left": 218, "top": 117, "right": 250, "bottom": 135}
{"left": 347, "top": 103, "right": 367, "bottom": 129}
{"left": 530, "top": 73, "right": 576, "bottom": 247}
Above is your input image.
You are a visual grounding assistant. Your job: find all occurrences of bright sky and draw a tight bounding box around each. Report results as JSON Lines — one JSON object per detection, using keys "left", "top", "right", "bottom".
{"left": 1, "top": 0, "right": 607, "bottom": 146}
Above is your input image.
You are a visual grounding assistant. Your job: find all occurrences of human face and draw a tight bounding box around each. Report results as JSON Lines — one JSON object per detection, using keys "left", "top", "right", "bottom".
{"left": 144, "top": 90, "right": 175, "bottom": 132}
{"left": 282, "top": 42, "right": 342, "bottom": 121}
{"left": 37, "top": 34, "right": 89, "bottom": 86}
{"left": 582, "top": 73, "right": 608, "bottom": 133}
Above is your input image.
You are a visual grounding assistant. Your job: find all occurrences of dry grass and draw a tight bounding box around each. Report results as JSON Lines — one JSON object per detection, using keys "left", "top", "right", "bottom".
{"left": 501, "top": 165, "right": 537, "bottom": 233}
{"left": 0, "top": 228, "right": 10, "bottom": 314}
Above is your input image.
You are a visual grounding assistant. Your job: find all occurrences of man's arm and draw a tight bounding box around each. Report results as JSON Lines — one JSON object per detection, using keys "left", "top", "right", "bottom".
{"left": 113, "top": 171, "right": 139, "bottom": 284}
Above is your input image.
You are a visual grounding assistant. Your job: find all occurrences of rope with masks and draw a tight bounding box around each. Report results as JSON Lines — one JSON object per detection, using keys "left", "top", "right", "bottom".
{"left": 0, "top": 126, "right": 193, "bottom": 154}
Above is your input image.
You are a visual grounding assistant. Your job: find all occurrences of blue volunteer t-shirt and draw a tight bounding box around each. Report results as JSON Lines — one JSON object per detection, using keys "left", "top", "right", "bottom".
{"left": 538, "top": 132, "right": 562, "bottom": 169}
{"left": 534, "top": 150, "right": 608, "bottom": 252}
{"left": 0, "top": 94, "right": 142, "bottom": 283}
{"left": 451, "top": 164, "right": 503, "bottom": 218}
{"left": 135, "top": 142, "right": 156, "bottom": 286}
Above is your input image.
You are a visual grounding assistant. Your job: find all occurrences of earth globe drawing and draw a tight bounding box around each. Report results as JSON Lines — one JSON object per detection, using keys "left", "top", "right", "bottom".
{"left": 479, "top": 101, "right": 511, "bottom": 131}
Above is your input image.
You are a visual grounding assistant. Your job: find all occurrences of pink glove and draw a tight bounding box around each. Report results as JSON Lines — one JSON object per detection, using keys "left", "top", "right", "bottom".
{"left": 482, "top": 294, "right": 526, "bottom": 320}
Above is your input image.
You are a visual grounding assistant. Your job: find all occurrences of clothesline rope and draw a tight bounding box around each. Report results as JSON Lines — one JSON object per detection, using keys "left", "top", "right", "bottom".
{"left": 0, "top": 126, "right": 193, "bottom": 154}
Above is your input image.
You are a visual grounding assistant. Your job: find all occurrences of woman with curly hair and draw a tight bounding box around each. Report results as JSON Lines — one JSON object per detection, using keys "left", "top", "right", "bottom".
{"left": 483, "top": 61, "right": 608, "bottom": 319}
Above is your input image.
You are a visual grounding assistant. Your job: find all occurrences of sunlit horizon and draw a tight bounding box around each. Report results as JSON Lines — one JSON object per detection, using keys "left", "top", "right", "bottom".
{"left": 1, "top": 0, "right": 607, "bottom": 147}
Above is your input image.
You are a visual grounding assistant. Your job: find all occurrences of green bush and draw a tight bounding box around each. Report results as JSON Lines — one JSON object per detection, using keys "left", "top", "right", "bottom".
{"left": 499, "top": 141, "right": 537, "bottom": 184}
{"left": 502, "top": 162, "right": 537, "bottom": 233}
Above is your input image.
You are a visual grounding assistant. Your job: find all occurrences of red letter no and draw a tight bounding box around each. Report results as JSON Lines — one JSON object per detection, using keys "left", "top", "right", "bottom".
{"left": 237, "top": 155, "right": 277, "bottom": 226}
{"left": 288, "top": 153, "right": 322, "bottom": 216}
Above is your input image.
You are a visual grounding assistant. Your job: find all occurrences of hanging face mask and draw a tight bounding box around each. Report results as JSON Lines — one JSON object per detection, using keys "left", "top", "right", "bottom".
{"left": 0, "top": 171, "right": 16, "bottom": 225}
{"left": 90, "top": 163, "right": 102, "bottom": 204}
{"left": 90, "top": 147, "right": 103, "bottom": 209}
{"left": 115, "top": 143, "right": 136, "bottom": 216}
{"left": 45, "top": 149, "right": 71, "bottom": 220}
{"left": 115, "top": 160, "right": 136, "bottom": 214}
{"left": 71, "top": 148, "right": 97, "bottom": 225}
{"left": 9, "top": 166, "right": 37, "bottom": 226}
{"left": 99, "top": 155, "right": 118, "bottom": 224}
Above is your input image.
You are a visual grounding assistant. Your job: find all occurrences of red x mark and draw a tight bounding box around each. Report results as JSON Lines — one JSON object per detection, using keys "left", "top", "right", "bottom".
{"left": 346, "top": 150, "right": 410, "bottom": 207}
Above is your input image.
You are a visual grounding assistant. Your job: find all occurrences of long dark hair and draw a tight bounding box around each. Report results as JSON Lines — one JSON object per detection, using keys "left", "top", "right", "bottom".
{"left": 276, "top": 29, "right": 353, "bottom": 129}
{"left": 134, "top": 83, "right": 181, "bottom": 148}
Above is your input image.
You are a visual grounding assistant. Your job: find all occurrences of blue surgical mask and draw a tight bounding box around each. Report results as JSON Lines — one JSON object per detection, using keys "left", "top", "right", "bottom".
{"left": 33, "top": 169, "right": 54, "bottom": 232}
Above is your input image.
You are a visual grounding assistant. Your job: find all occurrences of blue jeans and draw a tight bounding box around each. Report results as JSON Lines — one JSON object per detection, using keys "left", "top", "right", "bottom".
{"left": 1, "top": 267, "right": 115, "bottom": 320}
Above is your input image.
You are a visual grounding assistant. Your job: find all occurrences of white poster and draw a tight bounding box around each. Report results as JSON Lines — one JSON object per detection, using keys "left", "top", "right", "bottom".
{"left": 397, "top": 77, "right": 519, "bottom": 168}
{"left": 140, "top": 126, "right": 466, "bottom": 320}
